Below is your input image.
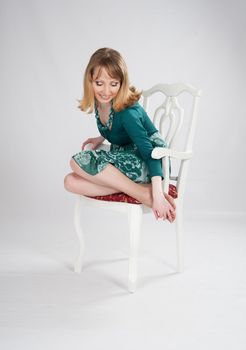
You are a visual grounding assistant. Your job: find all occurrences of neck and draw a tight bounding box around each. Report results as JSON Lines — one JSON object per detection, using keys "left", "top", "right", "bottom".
{"left": 96, "top": 100, "right": 112, "bottom": 110}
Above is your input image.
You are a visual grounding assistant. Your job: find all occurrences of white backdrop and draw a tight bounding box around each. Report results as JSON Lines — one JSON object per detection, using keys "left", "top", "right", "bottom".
{"left": 1, "top": 0, "right": 246, "bottom": 224}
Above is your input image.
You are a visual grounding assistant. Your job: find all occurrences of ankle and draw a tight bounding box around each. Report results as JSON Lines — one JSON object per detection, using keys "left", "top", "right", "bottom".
{"left": 141, "top": 187, "right": 152, "bottom": 207}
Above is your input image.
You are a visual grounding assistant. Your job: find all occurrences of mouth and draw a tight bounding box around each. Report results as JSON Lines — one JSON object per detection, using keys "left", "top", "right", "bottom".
{"left": 99, "top": 95, "right": 111, "bottom": 100}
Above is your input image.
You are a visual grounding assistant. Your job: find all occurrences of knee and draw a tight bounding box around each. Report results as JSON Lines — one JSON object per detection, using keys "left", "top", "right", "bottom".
{"left": 70, "top": 158, "right": 77, "bottom": 171}
{"left": 64, "top": 173, "right": 74, "bottom": 192}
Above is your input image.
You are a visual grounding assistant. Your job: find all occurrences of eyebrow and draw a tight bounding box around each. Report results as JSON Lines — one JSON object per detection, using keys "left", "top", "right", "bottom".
{"left": 94, "top": 78, "right": 120, "bottom": 81}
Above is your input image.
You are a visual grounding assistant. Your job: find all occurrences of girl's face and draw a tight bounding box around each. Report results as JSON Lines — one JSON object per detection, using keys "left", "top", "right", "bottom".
{"left": 92, "top": 66, "right": 121, "bottom": 106}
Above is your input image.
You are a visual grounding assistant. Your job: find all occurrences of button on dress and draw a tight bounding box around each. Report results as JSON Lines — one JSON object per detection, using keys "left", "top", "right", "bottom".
{"left": 72, "top": 101, "right": 168, "bottom": 183}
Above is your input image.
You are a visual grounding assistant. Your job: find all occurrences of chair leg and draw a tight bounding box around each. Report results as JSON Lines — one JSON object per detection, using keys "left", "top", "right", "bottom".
{"left": 74, "top": 195, "right": 85, "bottom": 273}
{"left": 175, "top": 202, "right": 184, "bottom": 273}
{"left": 128, "top": 206, "right": 143, "bottom": 293}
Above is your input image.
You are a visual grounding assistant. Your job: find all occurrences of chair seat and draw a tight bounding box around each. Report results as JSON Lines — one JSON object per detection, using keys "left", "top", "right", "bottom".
{"left": 87, "top": 184, "right": 178, "bottom": 204}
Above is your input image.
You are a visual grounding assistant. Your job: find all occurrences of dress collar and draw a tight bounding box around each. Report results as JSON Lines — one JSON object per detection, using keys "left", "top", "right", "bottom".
{"left": 94, "top": 100, "right": 115, "bottom": 131}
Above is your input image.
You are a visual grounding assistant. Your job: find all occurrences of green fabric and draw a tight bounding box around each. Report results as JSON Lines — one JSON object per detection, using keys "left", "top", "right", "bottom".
{"left": 72, "top": 101, "right": 168, "bottom": 182}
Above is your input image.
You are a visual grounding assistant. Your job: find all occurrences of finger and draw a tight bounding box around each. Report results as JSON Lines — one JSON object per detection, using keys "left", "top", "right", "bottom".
{"left": 152, "top": 209, "right": 159, "bottom": 220}
{"left": 162, "top": 212, "right": 167, "bottom": 221}
{"left": 164, "top": 195, "right": 176, "bottom": 221}
{"left": 164, "top": 193, "right": 176, "bottom": 210}
{"left": 82, "top": 138, "right": 91, "bottom": 149}
{"left": 166, "top": 216, "right": 172, "bottom": 223}
{"left": 170, "top": 210, "right": 176, "bottom": 222}
{"left": 167, "top": 194, "right": 176, "bottom": 210}
{"left": 81, "top": 142, "right": 87, "bottom": 150}
{"left": 169, "top": 208, "right": 175, "bottom": 222}
{"left": 166, "top": 210, "right": 173, "bottom": 223}
{"left": 82, "top": 141, "right": 93, "bottom": 150}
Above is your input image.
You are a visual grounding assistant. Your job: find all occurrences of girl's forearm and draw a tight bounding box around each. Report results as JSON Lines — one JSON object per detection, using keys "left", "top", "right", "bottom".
{"left": 151, "top": 176, "right": 163, "bottom": 198}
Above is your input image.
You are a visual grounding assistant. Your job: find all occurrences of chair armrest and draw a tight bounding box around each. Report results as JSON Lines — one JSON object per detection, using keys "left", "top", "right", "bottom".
{"left": 151, "top": 147, "right": 192, "bottom": 160}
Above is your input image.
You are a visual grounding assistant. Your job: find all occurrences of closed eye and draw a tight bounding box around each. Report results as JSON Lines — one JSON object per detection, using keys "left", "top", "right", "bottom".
{"left": 95, "top": 81, "right": 119, "bottom": 87}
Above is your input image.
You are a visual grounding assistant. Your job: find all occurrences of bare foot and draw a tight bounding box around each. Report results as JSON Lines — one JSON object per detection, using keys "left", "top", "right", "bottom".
{"left": 134, "top": 185, "right": 176, "bottom": 222}
{"left": 164, "top": 193, "right": 176, "bottom": 210}
{"left": 164, "top": 193, "right": 176, "bottom": 222}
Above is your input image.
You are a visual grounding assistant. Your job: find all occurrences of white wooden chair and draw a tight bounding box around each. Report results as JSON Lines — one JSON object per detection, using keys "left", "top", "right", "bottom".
{"left": 73, "top": 83, "right": 201, "bottom": 293}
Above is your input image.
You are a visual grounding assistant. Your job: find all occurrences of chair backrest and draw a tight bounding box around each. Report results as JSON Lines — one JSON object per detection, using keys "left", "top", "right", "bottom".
{"left": 141, "top": 83, "right": 202, "bottom": 197}
{"left": 141, "top": 83, "right": 201, "bottom": 151}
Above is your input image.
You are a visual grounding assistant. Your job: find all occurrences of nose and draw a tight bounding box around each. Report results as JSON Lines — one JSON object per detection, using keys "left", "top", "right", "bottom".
{"left": 102, "top": 84, "right": 111, "bottom": 95}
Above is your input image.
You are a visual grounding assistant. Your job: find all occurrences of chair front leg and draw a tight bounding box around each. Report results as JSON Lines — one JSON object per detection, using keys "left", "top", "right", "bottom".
{"left": 128, "top": 205, "right": 143, "bottom": 293}
{"left": 175, "top": 199, "right": 184, "bottom": 273}
{"left": 74, "top": 195, "right": 85, "bottom": 273}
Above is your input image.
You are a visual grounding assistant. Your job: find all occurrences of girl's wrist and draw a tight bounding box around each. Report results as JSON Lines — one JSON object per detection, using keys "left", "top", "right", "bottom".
{"left": 152, "top": 192, "right": 163, "bottom": 200}
{"left": 151, "top": 176, "right": 163, "bottom": 198}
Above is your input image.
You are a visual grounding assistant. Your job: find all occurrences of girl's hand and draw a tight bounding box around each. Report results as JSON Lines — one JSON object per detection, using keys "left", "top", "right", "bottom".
{"left": 152, "top": 193, "right": 176, "bottom": 223}
{"left": 81, "top": 136, "right": 105, "bottom": 150}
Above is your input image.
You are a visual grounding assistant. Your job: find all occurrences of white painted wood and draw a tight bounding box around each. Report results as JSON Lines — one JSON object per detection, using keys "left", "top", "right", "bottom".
{"left": 128, "top": 205, "right": 143, "bottom": 293}
{"left": 71, "top": 82, "right": 201, "bottom": 291}
{"left": 162, "top": 155, "right": 170, "bottom": 194}
{"left": 152, "top": 147, "right": 192, "bottom": 160}
{"left": 142, "top": 83, "right": 201, "bottom": 275}
{"left": 175, "top": 199, "right": 184, "bottom": 272}
{"left": 73, "top": 195, "right": 85, "bottom": 273}
{"left": 142, "top": 83, "right": 202, "bottom": 98}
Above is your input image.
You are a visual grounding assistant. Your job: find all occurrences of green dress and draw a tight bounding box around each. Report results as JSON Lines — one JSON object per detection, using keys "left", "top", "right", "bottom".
{"left": 72, "top": 101, "right": 168, "bottom": 183}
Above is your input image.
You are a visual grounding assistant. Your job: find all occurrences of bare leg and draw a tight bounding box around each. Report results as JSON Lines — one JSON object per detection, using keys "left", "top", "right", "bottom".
{"left": 65, "top": 161, "right": 176, "bottom": 222}
{"left": 64, "top": 172, "right": 121, "bottom": 196}
{"left": 69, "top": 159, "right": 152, "bottom": 207}
{"left": 67, "top": 159, "right": 176, "bottom": 219}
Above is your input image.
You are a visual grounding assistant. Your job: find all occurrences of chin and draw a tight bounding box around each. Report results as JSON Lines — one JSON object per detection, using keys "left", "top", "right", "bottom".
{"left": 97, "top": 97, "right": 113, "bottom": 103}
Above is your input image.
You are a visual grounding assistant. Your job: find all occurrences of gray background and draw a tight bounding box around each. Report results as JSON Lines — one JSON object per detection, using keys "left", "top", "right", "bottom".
{"left": 1, "top": 1, "right": 246, "bottom": 349}
{"left": 1, "top": 0, "right": 245, "bottom": 223}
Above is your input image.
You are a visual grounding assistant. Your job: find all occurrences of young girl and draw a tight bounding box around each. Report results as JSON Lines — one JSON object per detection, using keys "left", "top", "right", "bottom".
{"left": 64, "top": 48, "right": 176, "bottom": 222}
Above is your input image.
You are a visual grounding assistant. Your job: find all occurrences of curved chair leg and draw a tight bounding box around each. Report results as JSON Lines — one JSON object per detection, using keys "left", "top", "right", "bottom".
{"left": 74, "top": 195, "right": 85, "bottom": 273}
{"left": 175, "top": 201, "right": 184, "bottom": 273}
{"left": 128, "top": 205, "right": 143, "bottom": 293}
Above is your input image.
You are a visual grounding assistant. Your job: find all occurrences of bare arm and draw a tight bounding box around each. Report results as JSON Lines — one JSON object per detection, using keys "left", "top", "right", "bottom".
{"left": 81, "top": 135, "right": 105, "bottom": 150}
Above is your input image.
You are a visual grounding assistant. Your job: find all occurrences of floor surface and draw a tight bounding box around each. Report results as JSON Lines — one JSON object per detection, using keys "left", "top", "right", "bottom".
{"left": 0, "top": 210, "right": 246, "bottom": 349}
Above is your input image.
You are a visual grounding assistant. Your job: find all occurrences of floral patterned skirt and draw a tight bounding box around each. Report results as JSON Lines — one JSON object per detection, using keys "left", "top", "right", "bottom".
{"left": 72, "top": 132, "right": 167, "bottom": 184}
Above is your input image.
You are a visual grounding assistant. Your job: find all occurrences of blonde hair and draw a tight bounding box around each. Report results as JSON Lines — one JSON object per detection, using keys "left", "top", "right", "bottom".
{"left": 78, "top": 48, "right": 142, "bottom": 113}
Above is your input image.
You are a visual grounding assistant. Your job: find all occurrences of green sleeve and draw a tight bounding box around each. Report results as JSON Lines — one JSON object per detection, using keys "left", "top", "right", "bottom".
{"left": 121, "top": 108, "right": 163, "bottom": 179}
